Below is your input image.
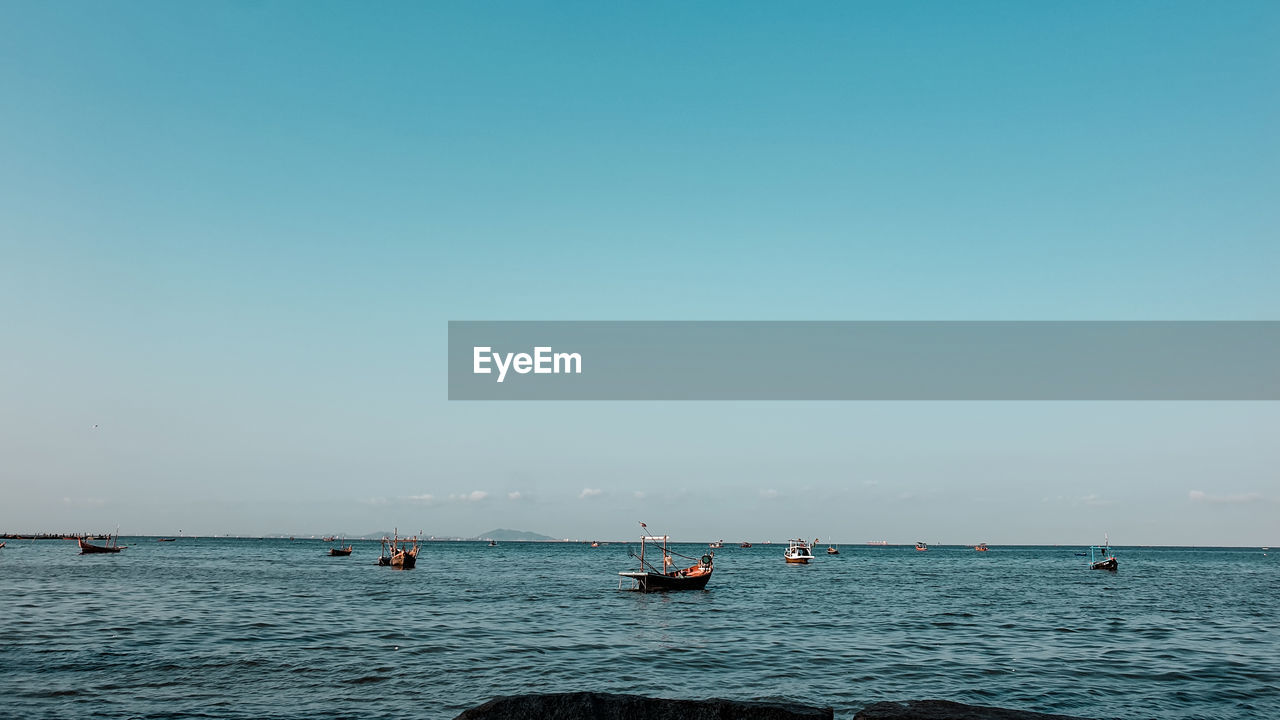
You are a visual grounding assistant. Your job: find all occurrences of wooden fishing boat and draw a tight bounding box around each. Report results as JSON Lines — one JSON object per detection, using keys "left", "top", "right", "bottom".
{"left": 378, "top": 531, "right": 419, "bottom": 569}
{"left": 740, "top": 541, "right": 752, "bottom": 548}
{"left": 709, "top": 540, "right": 724, "bottom": 549}
{"left": 78, "top": 534, "right": 125, "bottom": 554}
{"left": 157, "top": 538, "right": 177, "bottom": 542}
{"left": 826, "top": 545, "right": 839, "bottom": 555}
{"left": 975, "top": 543, "right": 989, "bottom": 552}
{"left": 1089, "top": 535, "right": 1118, "bottom": 571}
{"left": 915, "top": 541, "right": 929, "bottom": 551}
{"left": 784, "top": 539, "right": 814, "bottom": 563}
{"left": 618, "top": 522, "right": 714, "bottom": 592}
{"left": 329, "top": 545, "right": 353, "bottom": 556}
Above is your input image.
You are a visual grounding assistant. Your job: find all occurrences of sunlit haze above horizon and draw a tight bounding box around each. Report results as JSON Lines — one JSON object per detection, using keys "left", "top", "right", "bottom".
{"left": 2, "top": 2, "right": 1277, "bottom": 545}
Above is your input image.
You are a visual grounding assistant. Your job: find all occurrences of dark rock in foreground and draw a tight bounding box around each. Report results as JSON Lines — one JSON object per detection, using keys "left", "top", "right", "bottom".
{"left": 453, "top": 692, "right": 834, "bottom": 720}
{"left": 854, "top": 700, "right": 1091, "bottom": 720}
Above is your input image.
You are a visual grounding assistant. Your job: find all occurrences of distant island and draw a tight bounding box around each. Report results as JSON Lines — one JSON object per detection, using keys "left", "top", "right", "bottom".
{"left": 474, "top": 528, "right": 558, "bottom": 542}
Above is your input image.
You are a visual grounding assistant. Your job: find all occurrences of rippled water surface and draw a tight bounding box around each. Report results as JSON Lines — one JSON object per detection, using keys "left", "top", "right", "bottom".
{"left": 2, "top": 540, "right": 1277, "bottom": 719}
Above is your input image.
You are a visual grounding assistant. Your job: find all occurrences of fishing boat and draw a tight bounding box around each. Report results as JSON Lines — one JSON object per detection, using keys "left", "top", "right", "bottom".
{"left": 1088, "top": 535, "right": 1118, "bottom": 571}
{"left": 377, "top": 531, "right": 419, "bottom": 569}
{"left": 78, "top": 532, "right": 125, "bottom": 554}
{"left": 784, "top": 539, "right": 814, "bottom": 564}
{"left": 826, "top": 545, "right": 839, "bottom": 555}
{"left": 975, "top": 543, "right": 989, "bottom": 552}
{"left": 589, "top": 541, "right": 600, "bottom": 548}
{"left": 709, "top": 540, "right": 725, "bottom": 549}
{"left": 487, "top": 539, "right": 497, "bottom": 547}
{"left": 740, "top": 541, "right": 752, "bottom": 548}
{"left": 157, "top": 538, "right": 176, "bottom": 542}
{"left": 915, "top": 541, "right": 928, "bottom": 551}
{"left": 329, "top": 544, "right": 353, "bottom": 557}
{"left": 618, "top": 523, "right": 713, "bottom": 592}
{"left": 322, "top": 535, "right": 337, "bottom": 542}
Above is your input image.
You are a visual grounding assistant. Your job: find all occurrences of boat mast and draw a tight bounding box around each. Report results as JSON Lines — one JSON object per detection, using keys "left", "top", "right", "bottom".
{"left": 638, "top": 522, "right": 646, "bottom": 573}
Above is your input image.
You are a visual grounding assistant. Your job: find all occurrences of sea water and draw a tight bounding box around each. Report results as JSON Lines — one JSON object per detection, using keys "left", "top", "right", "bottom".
{"left": 1, "top": 540, "right": 1276, "bottom": 719}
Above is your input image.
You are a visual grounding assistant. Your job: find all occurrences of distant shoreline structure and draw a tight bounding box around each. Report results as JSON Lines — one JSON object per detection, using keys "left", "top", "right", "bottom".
{"left": 1, "top": 533, "right": 119, "bottom": 541}
{"left": 1, "top": 533, "right": 1273, "bottom": 548}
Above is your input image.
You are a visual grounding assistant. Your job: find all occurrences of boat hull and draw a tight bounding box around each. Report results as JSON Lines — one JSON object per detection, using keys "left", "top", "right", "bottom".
{"left": 389, "top": 551, "right": 417, "bottom": 569}
{"left": 78, "top": 538, "right": 123, "bottom": 554}
{"left": 620, "top": 569, "right": 712, "bottom": 592}
{"left": 785, "top": 556, "right": 810, "bottom": 563}
{"left": 1091, "top": 558, "right": 1118, "bottom": 571}
{"left": 329, "top": 548, "right": 352, "bottom": 557}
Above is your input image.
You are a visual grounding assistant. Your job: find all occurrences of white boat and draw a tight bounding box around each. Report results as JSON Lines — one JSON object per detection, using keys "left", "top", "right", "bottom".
{"left": 784, "top": 539, "right": 814, "bottom": 564}
{"left": 709, "top": 540, "right": 725, "bottom": 549}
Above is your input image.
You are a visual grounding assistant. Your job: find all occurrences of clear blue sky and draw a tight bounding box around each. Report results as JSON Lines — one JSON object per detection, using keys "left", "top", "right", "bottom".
{"left": 2, "top": 2, "right": 1276, "bottom": 544}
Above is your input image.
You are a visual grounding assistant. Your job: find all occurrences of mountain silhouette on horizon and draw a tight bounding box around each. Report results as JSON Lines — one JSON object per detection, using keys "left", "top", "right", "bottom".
{"left": 475, "top": 528, "right": 557, "bottom": 541}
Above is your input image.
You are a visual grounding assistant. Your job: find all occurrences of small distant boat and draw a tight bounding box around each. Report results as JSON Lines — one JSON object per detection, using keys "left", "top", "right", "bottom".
{"left": 322, "top": 535, "right": 337, "bottom": 542}
{"left": 740, "top": 541, "right": 752, "bottom": 548}
{"left": 589, "top": 541, "right": 600, "bottom": 548}
{"left": 915, "top": 541, "right": 928, "bottom": 551}
{"left": 79, "top": 533, "right": 125, "bottom": 554}
{"left": 709, "top": 540, "right": 725, "bottom": 549}
{"left": 1088, "top": 535, "right": 1118, "bottom": 571}
{"left": 329, "top": 545, "right": 353, "bottom": 557}
{"left": 157, "top": 537, "right": 176, "bottom": 542}
{"left": 826, "top": 546, "right": 839, "bottom": 555}
{"left": 784, "top": 539, "right": 814, "bottom": 564}
{"left": 975, "top": 543, "right": 989, "bottom": 552}
{"left": 487, "top": 539, "right": 497, "bottom": 547}
{"left": 618, "top": 522, "right": 713, "bottom": 592}
{"left": 377, "top": 530, "right": 419, "bottom": 569}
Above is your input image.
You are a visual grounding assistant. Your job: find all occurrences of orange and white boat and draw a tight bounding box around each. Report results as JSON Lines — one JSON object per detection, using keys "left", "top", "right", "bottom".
{"left": 784, "top": 539, "right": 814, "bottom": 563}
{"left": 377, "top": 529, "right": 418, "bottom": 569}
{"left": 915, "top": 541, "right": 929, "bottom": 551}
